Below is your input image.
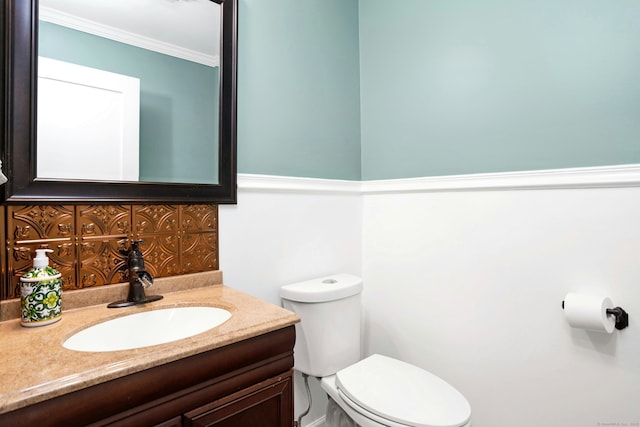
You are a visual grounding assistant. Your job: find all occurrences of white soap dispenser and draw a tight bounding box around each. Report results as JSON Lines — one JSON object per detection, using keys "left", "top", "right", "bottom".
{"left": 20, "top": 249, "right": 63, "bottom": 327}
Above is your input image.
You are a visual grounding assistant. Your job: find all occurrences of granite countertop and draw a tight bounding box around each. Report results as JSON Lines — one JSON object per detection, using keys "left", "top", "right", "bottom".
{"left": 0, "top": 271, "right": 299, "bottom": 414}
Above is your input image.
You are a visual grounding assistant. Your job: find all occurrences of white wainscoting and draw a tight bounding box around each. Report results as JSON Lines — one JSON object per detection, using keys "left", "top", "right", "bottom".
{"left": 220, "top": 165, "right": 640, "bottom": 427}
{"left": 363, "top": 167, "right": 640, "bottom": 427}
{"left": 219, "top": 177, "right": 362, "bottom": 426}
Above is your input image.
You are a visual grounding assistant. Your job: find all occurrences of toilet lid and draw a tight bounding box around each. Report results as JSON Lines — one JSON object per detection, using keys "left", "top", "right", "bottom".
{"left": 335, "top": 354, "right": 471, "bottom": 427}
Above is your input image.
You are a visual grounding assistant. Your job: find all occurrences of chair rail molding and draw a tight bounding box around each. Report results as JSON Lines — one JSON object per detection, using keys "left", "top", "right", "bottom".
{"left": 238, "top": 164, "right": 640, "bottom": 195}
{"left": 237, "top": 174, "right": 361, "bottom": 194}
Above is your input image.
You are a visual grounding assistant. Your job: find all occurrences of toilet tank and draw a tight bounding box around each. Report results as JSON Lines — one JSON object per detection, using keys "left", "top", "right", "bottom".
{"left": 280, "top": 274, "right": 363, "bottom": 378}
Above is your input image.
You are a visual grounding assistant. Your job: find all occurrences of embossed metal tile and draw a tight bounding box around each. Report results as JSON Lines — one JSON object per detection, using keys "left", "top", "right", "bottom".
{"left": 2, "top": 204, "right": 218, "bottom": 300}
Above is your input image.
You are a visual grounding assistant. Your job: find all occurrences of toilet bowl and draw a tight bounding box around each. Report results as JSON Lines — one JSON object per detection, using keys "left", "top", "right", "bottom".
{"left": 326, "top": 396, "right": 357, "bottom": 427}
{"left": 322, "top": 355, "right": 471, "bottom": 427}
{"left": 280, "top": 274, "right": 472, "bottom": 427}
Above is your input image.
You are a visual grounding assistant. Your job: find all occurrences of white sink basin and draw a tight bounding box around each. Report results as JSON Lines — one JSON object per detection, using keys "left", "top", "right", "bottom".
{"left": 63, "top": 306, "right": 232, "bottom": 352}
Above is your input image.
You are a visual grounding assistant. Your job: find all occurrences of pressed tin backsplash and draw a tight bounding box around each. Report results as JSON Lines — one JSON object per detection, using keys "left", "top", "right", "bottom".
{"left": 1, "top": 204, "right": 218, "bottom": 300}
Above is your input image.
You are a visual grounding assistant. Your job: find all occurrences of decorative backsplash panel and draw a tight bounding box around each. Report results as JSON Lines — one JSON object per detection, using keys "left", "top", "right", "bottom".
{"left": 1, "top": 204, "right": 218, "bottom": 300}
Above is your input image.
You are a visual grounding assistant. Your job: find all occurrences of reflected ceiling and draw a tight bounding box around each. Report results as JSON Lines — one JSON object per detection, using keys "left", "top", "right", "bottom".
{"left": 39, "top": 0, "right": 220, "bottom": 59}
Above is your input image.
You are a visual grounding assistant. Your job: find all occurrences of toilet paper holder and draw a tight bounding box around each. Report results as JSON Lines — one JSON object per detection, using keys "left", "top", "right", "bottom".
{"left": 561, "top": 300, "right": 629, "bottom": 330}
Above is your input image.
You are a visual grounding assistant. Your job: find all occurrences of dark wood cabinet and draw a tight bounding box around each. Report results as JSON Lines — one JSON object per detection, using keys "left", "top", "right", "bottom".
{"left": 0, "top": 326, "right": 295, "bottom": 427}
{"left": 184, "top": 371, "right": 292, "bottom": 427}
{"left": 154, "top": 417, "right": 183, "bottom": 427}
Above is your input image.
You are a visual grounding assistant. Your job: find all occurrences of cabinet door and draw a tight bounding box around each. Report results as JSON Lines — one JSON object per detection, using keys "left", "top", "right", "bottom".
{"left": 154, "top": 416, "right": 182, "bottom": 427}
{"left": 184, "top": 372, "right": 292, "bottom": 427}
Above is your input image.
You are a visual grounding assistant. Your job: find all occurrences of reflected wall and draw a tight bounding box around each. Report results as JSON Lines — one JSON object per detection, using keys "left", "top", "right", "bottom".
{"left": 39, "top": 22, "right": 219, "bottom": 184}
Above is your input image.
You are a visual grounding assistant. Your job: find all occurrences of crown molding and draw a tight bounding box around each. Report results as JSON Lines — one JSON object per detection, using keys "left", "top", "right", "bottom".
{"left": 39, "top": 6, "right": 219, "bottom": 67}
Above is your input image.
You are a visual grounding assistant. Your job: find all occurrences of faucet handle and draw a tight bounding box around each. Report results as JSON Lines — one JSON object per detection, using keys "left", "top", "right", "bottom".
{"left": 130, "top": 239, "right": 144, "bottom": 253}
{"left": 137, "top": 271, "right": 154, "bottom": 289}
{"left": 120, "top": 239, "right": 144, "bottom": 259}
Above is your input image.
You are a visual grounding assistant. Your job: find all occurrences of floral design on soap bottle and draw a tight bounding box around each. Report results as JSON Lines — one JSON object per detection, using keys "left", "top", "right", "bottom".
{"left": 20, "top": 249, "right": 63, "bottom": 327}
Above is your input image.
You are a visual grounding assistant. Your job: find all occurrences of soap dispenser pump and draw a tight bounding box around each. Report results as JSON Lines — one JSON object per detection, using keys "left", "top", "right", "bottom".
{"left": 20, "top": 249, "right": 63, "bottom": 327}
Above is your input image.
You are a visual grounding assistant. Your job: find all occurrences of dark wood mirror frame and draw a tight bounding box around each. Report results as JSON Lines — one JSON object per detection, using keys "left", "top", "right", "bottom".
{"left": 1, "top": 0, "right": 237, "bottom": 204}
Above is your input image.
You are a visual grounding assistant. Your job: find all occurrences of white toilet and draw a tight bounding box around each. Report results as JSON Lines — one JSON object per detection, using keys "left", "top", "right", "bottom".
{"left": 280, "top": 274, "right": 472, "bottom": 427}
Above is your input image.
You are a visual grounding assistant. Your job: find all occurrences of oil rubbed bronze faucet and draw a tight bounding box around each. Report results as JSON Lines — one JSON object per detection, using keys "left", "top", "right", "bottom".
{"left": 108, "top": 240, "right": 163, "bottom": 308}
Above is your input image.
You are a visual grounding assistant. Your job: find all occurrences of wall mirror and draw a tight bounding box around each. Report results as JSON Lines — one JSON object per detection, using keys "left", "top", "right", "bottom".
{"left": 1, "top": 0, "right": 237, "bottom": 204}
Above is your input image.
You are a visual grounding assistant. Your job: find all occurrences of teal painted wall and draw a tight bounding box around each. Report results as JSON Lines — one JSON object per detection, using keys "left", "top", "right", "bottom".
{"left": 39, "top": 22, "right": 219, "bottom": 184}
{"left": 39, "top": 1, "right": 640, "bottom": 182}
{"left": 238, "top": 0, "right": 361, "bottom": 180}
{"left": 359, "top": 0, "right": 640, "bottom": 179}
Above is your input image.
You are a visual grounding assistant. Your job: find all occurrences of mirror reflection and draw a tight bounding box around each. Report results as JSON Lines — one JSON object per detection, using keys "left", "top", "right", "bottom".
{"left": 38, "top": 0, "right": 220, "bottom": 184}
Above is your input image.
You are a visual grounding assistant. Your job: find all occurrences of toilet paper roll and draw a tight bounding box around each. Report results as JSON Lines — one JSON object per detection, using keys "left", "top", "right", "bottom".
{"left": 563, "top": 293, "right": 615, "bottom": 333}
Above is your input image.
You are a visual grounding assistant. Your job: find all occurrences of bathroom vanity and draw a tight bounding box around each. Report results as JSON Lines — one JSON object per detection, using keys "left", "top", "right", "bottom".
{"left": 0, "top": 273, "right": 299, "bottom": 427}
{"left": 0, "top": 0, "right": 256, "bottom": 422}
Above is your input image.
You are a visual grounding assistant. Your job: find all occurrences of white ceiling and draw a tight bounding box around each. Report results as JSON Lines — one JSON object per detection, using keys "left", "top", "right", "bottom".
{"left": 39, "top": 0, "right": 220, "bottom": 59}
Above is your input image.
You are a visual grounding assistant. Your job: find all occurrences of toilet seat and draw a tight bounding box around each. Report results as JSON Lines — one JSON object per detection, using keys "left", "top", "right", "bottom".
{"left": 335, "top": 354, "right": 471, "bottom": 427}
{"left": 337, "top": 390, "right": 415, "bottom": 427}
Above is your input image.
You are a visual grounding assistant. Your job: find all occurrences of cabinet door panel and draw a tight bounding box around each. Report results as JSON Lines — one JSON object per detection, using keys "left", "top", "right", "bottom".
{"left": 154, "top": 416, "right": 182, "bottom": 427}
{"left": 200, "top": 398, "right": 279, "bottom": 427}
{"left": 185, "top": 373, "right": 292, "bottom": 427}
